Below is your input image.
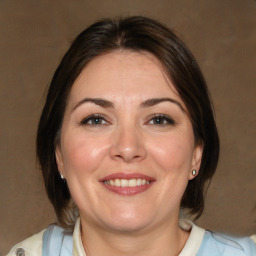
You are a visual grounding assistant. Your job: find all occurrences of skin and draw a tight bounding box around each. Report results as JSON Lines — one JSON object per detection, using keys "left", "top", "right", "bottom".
{"left": 56, "top": 51, "right": 203, "bottom": 256}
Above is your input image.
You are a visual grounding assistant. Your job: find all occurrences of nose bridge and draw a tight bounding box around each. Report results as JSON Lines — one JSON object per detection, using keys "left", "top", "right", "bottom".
{"left": 110, "top": 118, "right": 146, "bottom": 162}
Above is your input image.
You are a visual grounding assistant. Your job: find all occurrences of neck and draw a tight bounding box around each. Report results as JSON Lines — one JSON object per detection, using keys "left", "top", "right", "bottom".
{"left": 80, "top": 216, "right": 190, "bottom": 256}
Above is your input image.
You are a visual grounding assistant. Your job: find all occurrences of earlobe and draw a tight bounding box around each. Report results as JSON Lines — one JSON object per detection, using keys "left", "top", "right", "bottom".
{"left": 189, "top": 143, "right": 203, "bottom": 180}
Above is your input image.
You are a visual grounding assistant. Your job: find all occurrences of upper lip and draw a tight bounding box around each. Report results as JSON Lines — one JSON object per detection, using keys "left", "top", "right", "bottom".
{"left": 99, "top": 173, "right": 155, "bottom": 182}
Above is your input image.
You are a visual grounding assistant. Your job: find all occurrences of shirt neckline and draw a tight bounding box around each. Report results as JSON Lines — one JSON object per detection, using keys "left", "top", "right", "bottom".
{"left": 178, "top": 219, "right": 205, "bottom": 256}
{"left": 73, "top": 218, "right": 205, "bottom": 256}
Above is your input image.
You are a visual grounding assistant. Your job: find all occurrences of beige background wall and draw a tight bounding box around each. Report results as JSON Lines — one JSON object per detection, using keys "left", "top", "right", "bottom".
{"left": 1, "top": 0, "right": 255, "bottom": 254}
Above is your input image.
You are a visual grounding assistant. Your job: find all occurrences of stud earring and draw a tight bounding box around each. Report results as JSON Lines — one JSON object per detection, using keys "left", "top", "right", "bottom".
{"left": 59, "top": 170, "right": 64, "bottom": 180}
{"left": 192, "top": 169, "right": 197, "bottom": 176}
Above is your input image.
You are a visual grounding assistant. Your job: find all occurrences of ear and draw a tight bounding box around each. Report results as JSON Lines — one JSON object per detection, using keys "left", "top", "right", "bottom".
{"left": 189, "top": 143, "right": 203, "bottom": 180}
{"left": 55, "top": 145, "right": 64, "bottom": 176}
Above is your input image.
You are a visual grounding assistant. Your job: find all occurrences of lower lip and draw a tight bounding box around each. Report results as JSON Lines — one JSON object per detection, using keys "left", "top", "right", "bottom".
{"left": 101, "top": 182, "right": 154, "bottom": 196}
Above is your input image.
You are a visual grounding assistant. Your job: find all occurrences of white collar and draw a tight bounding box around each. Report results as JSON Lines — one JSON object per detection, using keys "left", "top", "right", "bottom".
{"left": 73, "top": 218, "right": 205, "bottom": 256}
{"left": 73, "top": 218, "right": 86, "bottom": 256}
{"left": 178, "top": 219, "right": 205, "bottom": 256}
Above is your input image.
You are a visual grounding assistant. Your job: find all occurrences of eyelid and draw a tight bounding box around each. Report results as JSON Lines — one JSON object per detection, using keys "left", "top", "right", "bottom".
{"left": 79, "top": 113, "right": 175, "bottom": 126}
{"left": 145, "top": 113, "right": 175, "bottom": 125}
{"left": 80, "top": 114, "right": 109, "bottom": 125}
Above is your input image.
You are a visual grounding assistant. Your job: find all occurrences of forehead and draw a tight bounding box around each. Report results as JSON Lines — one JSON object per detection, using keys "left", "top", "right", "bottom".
{"left": 68, "top": 51, "right": 183, "bottom": 106}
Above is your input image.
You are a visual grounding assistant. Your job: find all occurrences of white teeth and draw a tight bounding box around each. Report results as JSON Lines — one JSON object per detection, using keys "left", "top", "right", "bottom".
{"left": 121, "top": 179, "right": 128, "bottom": 187}
{"left": 114, "top": 179, "right": 120, "bottom": 186}
{"left": 128, "top": 179, "right": 137, "bottom": 187}
{"left": 104, "top": 178, "right": 150, "bottom": 187}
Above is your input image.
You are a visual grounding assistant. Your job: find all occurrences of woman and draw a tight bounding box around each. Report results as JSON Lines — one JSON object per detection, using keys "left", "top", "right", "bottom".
{"left": 7, "top": 16, "right": 255, "bottom": 256}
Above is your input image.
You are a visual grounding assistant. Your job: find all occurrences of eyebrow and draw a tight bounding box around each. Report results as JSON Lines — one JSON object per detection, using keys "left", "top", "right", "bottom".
{"left": 72, "top": 97, "right": 185, "bottom": 112}
{"left": 140, "top": 98, "right": 185, "bottom": 112}
{"left": 72, "top": 98, "right": 114, "bottom": 111}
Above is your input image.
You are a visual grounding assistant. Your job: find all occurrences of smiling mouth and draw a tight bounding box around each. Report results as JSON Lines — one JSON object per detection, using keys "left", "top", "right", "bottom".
{"left": 100, "top": 173, "right": 155, "bottom": 196}
{"left": 103, "top": 178, "right": 150, "bottom": 187}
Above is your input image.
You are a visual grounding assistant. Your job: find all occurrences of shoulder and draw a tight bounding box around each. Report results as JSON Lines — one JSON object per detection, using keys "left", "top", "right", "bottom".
{"left": 197, "top": 231, "right": 256, "bottom": 256}
{"left": 6, "top": 224, "right": 73, "bottom": 256}
{"left": 43, "top": 224, "right": 73, "bottom": 255}
{"left": 6, "top": 229, "right": 45, "bottom": 256}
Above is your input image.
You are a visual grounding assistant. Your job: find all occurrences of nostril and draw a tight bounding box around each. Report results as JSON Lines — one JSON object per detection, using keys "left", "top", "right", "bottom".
{"left": 109, "top": 131, "right": 147, "bottom": 162}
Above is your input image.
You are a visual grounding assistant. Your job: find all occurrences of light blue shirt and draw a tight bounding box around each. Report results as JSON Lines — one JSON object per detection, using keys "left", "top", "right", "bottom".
{"left": 42, "top": 223, "right": 256, "bottom": 256}
{"left": 197, "top": 231, "right": 256, "bottom": 255}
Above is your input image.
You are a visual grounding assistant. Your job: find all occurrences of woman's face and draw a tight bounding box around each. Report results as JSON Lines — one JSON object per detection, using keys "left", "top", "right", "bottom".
{"left": 56, "top": 51, "right": 202, "bottom": 233}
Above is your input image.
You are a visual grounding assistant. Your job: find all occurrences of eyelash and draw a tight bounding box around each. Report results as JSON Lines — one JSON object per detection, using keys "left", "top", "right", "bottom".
{"left": 80, "top": 114, "right": 108, "bottom": 126}
{"left": 146, "top": 114, "right": 175, "bottom": 126}
{"left": 80, "top": 114, "right": 175, "bottom": 126}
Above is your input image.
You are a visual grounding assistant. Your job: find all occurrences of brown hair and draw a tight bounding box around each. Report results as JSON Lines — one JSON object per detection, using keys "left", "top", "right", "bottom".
{"left": 37, "top": 16, "right": 219, "bottom": 227}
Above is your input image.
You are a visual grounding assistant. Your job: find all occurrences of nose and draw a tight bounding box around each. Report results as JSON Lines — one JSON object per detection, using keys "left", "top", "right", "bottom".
{"left": 110, "top": 124, "right": 147, "bottom": 163}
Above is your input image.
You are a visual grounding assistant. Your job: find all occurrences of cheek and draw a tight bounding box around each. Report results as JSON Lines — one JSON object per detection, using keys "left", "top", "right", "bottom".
{"left": 148, "top": 134, "right": 194, "bottom": 172}
{"left": 61, "top": 134, "right": 110, "bottom": 176}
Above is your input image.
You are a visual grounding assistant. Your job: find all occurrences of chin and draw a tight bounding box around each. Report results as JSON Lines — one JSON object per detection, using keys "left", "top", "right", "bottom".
{"left": 106, "top": 220, "right": 151, "bottom": 234}
{"left": 101, "top": 209, "right": 154, "bottom": 233}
